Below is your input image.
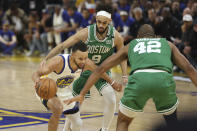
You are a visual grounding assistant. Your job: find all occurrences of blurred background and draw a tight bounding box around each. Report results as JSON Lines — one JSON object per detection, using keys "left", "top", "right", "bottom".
{"left": 0, "top": 0, "right": 197, "bottom": 73}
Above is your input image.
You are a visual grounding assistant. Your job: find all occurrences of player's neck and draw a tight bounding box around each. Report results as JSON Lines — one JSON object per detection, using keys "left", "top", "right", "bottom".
{"left": 69, "top": 57, "right": 78, "bottom": 72}
{"left": 96, "top": 28, "right": 108, "bottom": 40}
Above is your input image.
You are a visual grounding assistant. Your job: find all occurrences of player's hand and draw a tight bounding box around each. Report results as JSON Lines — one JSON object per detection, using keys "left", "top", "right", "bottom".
{"left": 34, "top": 79, "right": 41, "bottom": 89}
{"left": 64, "top": 95, "right": 84, "bottom": 105}
{"left": 112, "top": 81, "right": 122, "bottom": 92}
{"left": 40, "top": 59, "right": 47, "bottom": 68}
{"left": 122, "top": 76, "right": 128, "bottom": 85}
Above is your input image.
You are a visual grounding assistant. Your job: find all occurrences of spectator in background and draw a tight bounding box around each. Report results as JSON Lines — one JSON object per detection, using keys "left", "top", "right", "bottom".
{"left": 157, "top": 7, "right": 182, "bottom": 43}
{"left": 25, "top": 13, "right": 43, "bottom": 56}
{"left": 3, "top": 0, "right": 28, "bottom": 54}
{"left": 80, "top": 8, "right": 93, "bottom": 28}
{"left": 171, "top": 1, "right": 182, "bottom": 21}
{"left": 40, "top": 9, "right": 52, "bottom": 56}
{"left": 146, "top": 8, "right": 161, "bottom": 35}
{"left": 0, "top": 21, "right": 17, "bottom": 56}
{"left": 152, "top": 0, "right": 162, "bottom": 15}
{"left": 188, "top": 19, "right": 197, "bottom": 63}
{"left": 108, "top": 3, "right": 124, "bottom": 32}
{"left": 48, "top": 4, "right": 70, "bottom": 48}
{"left": 77, "top": 0, "right": 96, "bottom": 14}
{"left": 66, "top": 4, "right": 84, "bottom": 37}
{"left": 118, "top": 0, "right": 130, "bottom": 13}
{"left": 129, "top": 0, "right": 140, "bottom": 17}
{"left": 141, "top": 0, "right": 153, "bottom": 19}
{"left": 119, "top": 11, "right": 134, "bottom": 44}
{"left": 191, "top": 2, "right": 197, "bottom": 20}
{"left": 183, "top": 7, "right": 191, "bottom": 16}
{"left": 129, "top": 7, "right": 146, "bottom": 40}
{"left": 0, "top": 7, "right": 4, "bottom": 29}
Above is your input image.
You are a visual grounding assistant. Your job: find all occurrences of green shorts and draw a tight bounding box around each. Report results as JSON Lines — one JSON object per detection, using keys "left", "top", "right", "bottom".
{"left": 120, "top": 72, "right": 178, "bottom": 114}
{"left": 72, "top": 70, "right": 110, "bottom": 98}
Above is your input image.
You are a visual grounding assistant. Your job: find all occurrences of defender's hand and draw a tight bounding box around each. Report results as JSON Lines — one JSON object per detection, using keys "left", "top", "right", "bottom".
{"left": 112, "top": 81, "right": 122, "bottom": 92}
{"left": 64, "top": 95, "right": 84, "bottom": 105}
{"left": 40, "top": 59, "right": 47, "bottom": 68}
{"left": 122, "top": 76, "right": 128, "bottom": 85}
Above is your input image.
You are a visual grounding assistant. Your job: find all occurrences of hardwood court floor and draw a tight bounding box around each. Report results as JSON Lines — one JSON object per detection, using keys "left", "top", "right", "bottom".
{"left": 0, "top": 56, "right": 197, "bottom": 131}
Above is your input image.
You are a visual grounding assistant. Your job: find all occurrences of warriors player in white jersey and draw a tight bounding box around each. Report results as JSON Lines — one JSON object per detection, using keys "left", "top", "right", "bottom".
{"left": 32, "top": 42, "right": 122, "bottom": 131}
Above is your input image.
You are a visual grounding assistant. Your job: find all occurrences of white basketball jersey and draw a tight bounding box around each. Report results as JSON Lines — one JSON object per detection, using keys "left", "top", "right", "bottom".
{"left": 48, "top": 54, "right": 81, "bottom": 110}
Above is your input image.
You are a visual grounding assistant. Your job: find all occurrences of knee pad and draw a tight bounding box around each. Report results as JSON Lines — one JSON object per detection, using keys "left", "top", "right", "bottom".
{"left": 63, "top": 102, "right": 80, "bottom": 115}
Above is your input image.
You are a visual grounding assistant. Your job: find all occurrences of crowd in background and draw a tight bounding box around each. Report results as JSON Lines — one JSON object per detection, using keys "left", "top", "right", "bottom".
{"left": 0, "top": 0, "right": 197, "bottom": 71}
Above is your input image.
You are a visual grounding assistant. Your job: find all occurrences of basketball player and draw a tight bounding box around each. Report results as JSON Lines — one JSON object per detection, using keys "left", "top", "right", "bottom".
{"left": 32, "top": 42, "right": 121, "bottom": 131}
{"left": 65, "top": 24, "right": 197, "bottom": 131}
{"left": 40, "top": 4, "right": 127, "bottom": 131}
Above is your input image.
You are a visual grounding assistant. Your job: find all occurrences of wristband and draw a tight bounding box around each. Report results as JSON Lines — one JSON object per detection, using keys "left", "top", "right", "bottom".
{"left": 110, "top": 80, "right": 115, "bottom": 86}
{"left": 122, "top": 76, "right": 128, "bottom": 78}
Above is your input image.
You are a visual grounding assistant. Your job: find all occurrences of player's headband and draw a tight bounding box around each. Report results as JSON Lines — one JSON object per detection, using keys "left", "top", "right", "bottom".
{"left": 96, "top": 11, "right": 111, "bottom": 19}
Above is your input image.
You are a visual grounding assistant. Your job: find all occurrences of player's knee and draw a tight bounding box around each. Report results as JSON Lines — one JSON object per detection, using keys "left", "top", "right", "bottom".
{"left": 117, "top": 111, "right": 133, "bottom": 126}
{"left": 51, "top": 105, "right": 63, "bottom": 116}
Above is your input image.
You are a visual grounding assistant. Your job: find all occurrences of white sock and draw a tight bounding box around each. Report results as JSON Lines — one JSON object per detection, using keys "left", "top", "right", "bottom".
{"left": 63, "top": 117, "right": 71, "bottom": 131}
{"left": 69, "top": 111, "right": 83, "bottom": 131}
{"left": 101, "top": 84, "right": 116, "bottom": 131}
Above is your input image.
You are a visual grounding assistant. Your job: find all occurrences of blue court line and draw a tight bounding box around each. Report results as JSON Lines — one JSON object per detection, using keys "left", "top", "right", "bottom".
{"left": 0, "top": 108, "right": 118, "bottom": 129}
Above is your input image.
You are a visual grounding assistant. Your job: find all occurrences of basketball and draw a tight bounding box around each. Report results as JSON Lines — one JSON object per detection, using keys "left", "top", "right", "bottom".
{"left": 35, "top": 78, "right": 57, "bottom": 99}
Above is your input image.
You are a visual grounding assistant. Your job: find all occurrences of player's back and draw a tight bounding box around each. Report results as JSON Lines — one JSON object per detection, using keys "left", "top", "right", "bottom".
{"left": 128, "top": 38, "right": 173, "bottom": 74}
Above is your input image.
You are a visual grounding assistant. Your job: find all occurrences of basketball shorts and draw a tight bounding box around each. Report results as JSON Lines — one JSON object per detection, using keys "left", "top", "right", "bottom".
{"left": 72, "top": 70, "right": 111, "bottom": 97}
{"left": 120, "top": 72, "right": 178, "bottom": 115}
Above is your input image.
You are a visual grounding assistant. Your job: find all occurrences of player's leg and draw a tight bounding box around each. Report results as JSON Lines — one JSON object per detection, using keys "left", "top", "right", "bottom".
{"left": 99, "top": 82, "right": 116, "bottom": 131}
{"left": 152, "top": 72, "right": 179, "bottom": 127}
{"left": 62, "top": 101, "right": 82, "bottom": 131}
{"left": 68, "top": 111, "right": 83, "bottom": 131}
{"left": 163, "top": 109, "right": 178, "bottom": 127}
{"left": 116, "top": 111, "right": 133, "bottom": 131}
{"left": 47, "top": 97, "right": 63, "bottom": 131}
{"left": 63, "top": 117, "right": 71, "bottom": 131}
{"left": 117, "top": 72, "right": 149, "bottom": 130}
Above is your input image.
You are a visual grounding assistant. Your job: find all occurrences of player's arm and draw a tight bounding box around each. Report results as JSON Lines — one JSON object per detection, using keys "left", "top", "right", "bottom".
{"left": 65, "top": 45, "right": 129, "bottom": 104}
{"left": 32, "top": 56, "right": 63, "bottom": 83}
{"left": 114, "top": 30, "right": 128, "bottom": 82}
{"left": 169, "top": 42, "right": 197, "bottom": 86}
{"left": 84, "top": 59, "right": 122, "bottom": 91}
{"left": 80, "top": 44, "right": 129, "bottom": 96}
{"left": 43, "top": 28, "right": 88, "bottom": 62}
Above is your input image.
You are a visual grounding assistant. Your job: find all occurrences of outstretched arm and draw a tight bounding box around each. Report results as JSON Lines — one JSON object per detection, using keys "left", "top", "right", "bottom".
{"left": 32, "top": 56, "right": 63, "bottom": 83}
{"left": 64, "top": 45, "right": 129, "bottom": 104}
{"left": 114, "top": 31, "right": 128, "bottom": 83}
{"left": 41, "top": 28, "right": 88, "bottom": 65}
{"left": 84, "top": 59, "right": 122, "bottom": 92}
{"left": 170, "top": 42, "right": 197, "bottom": 86}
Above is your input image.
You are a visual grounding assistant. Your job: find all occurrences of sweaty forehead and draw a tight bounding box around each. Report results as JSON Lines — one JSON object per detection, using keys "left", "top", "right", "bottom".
{"left": 96, "top": 16, "right": 110, "bottom": 22}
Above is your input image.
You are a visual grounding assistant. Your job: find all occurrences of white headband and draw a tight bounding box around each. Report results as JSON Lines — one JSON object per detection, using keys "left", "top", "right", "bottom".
{"left": 96, "top": 11, "right": 111, "bottom": 19}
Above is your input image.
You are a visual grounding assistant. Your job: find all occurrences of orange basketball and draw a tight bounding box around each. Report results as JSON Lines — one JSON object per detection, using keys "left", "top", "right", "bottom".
{"left": 35, "top": 78, "right": 57, "bottom": 99}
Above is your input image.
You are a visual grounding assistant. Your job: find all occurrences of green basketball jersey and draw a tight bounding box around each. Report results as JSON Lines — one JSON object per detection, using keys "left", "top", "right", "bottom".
{"left": 128, "top": 38, "right": 173, "bottom": 74}
{"left": 85, "top": 24, "right": 115, "bottom": 65}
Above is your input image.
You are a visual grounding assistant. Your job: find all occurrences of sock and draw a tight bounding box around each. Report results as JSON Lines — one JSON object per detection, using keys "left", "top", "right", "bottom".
{"left": 101, "top": 85, "right": 116, "bottom": 131}
{"left": 163, "top": 109, "right": 178, "bottom": 127}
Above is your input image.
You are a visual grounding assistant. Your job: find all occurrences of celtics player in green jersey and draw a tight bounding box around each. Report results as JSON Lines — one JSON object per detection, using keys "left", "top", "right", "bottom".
{"left": 40, "top": 4, "right": 127, "bottom": 131}
{"left": 65, "top": 24, "right": 197, "bottom": 131}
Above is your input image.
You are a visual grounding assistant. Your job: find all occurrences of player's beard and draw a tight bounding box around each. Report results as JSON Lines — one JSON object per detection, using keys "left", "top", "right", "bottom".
{"left": 74, "top": 58, "right": 84, "bottom": 69}
{"left": 96, "top": 24, "right": 108, "bottom": 34}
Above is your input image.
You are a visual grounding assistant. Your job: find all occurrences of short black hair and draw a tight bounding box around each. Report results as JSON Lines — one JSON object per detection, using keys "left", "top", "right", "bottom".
{"left": 96, "top": 4, "right": 113, "bottom": 14}
{"left": 72, "top": 42, "right": 88, "bottom": 53}
{"left": 137, "top": 24, "right": 155, "bottom": 38}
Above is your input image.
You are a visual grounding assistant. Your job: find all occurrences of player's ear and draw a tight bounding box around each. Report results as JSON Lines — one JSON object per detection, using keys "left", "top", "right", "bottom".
{"left": 108, "top": 18, "right": 112, "bottom": 23}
